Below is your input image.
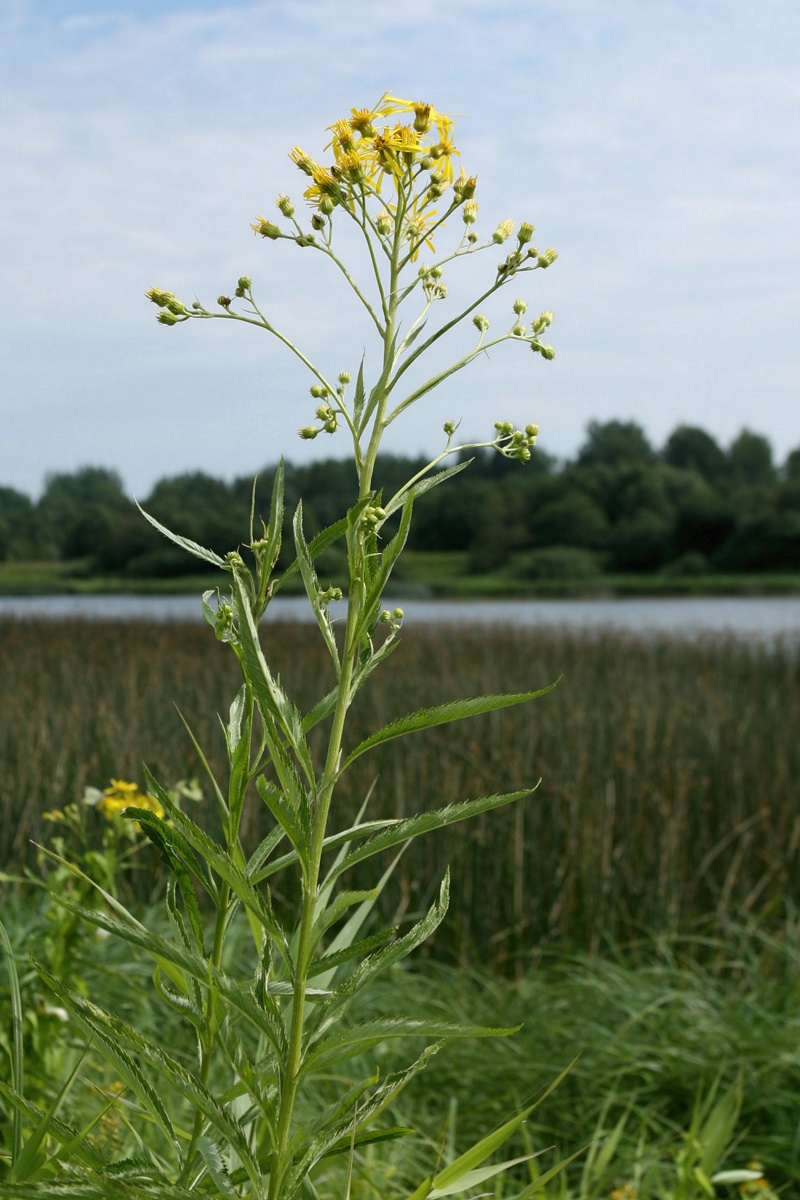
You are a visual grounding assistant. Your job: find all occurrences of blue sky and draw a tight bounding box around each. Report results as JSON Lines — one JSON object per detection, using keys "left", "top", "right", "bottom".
{"left": 1, "top": 0, "right": 798, "bottom": 497}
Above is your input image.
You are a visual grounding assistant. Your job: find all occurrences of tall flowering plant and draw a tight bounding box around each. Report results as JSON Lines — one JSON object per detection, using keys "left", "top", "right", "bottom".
{"left": 0, "top": 96, "right": 570, "bottom": 1200}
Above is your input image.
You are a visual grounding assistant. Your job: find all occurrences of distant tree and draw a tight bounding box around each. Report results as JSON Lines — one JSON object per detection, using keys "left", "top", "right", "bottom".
{"left": 662, "top": 425, "right": 727, "bottom": 485}
{"left": 528, "top": 490, "right": 610, "bottom": 550}
{"left": 715, "top": 510, "right": 800, "bottom": 572}
{"left": 607, "top": 510, "right": 673, "bottom": 572}
{"left": 784, "top": 447, "right": 800, "bottom": 481}
{"left": 728, "top": 429, "right": 776, "bottom": 489}
{"left": 673, "top": 490, "right": 735, "bottom": 559}
{"left": 0, "top": 486, "right": 43, "bottom": 561}
{"left": 38, "top": 467, "right": 133, "bottom": 560}
{"left": 576, "top": 420, "right": 655, "bottom": 469}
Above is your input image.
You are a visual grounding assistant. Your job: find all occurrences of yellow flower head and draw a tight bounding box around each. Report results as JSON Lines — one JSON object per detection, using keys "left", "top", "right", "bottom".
{"left": 288, "top": 146, "right": 316, "bottom": 176}
{"left": 348, "top": 107, "right": 379, "bottom": 138}
{"left": 97, "top": 779, "right": 164, "bottom": 823}
{"left": 328, "top": 118, "right": 355, "bottom": 156}
{"left": 303, "top": 163, "right": 347, "bottom": 209}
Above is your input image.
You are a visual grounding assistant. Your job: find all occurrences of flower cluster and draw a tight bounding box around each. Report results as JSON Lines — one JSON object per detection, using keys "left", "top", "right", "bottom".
{"left": 84, "top": 778, "right": 164, "bottom": 821}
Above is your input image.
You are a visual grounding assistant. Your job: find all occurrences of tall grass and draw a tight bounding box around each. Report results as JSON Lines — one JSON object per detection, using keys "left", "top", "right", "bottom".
{"left": 2, "top": 618, "right": 798, "bottom": 958}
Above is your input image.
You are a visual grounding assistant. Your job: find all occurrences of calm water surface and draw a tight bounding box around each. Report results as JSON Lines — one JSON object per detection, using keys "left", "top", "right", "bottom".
{"left": 1, "top": 594, "right": 799, "bottom": 641}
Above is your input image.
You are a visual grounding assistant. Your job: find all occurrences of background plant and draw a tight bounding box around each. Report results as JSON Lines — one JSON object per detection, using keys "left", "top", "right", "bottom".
{"left": 0, "top": 94, "right": 570, "bottom": 1199}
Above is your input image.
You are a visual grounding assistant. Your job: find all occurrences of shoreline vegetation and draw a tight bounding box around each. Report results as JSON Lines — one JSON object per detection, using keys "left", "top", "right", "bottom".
{"left": 3, "top": 555, "right": 800, "bottom": 598}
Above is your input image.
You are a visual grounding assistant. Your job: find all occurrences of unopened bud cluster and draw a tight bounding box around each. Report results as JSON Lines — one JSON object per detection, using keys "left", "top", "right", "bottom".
{"left": 493, "top": 420, "right": 540, "bottom": 463}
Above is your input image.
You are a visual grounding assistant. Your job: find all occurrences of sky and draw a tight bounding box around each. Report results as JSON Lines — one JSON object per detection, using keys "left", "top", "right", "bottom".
{"left": 1, "top": 0, "right": 798, "bottom": 498}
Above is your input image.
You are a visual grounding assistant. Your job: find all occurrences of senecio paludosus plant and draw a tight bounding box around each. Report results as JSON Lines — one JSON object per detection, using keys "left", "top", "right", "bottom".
{"left": 0, "top": 95, "right": 574, "bottom": 1200}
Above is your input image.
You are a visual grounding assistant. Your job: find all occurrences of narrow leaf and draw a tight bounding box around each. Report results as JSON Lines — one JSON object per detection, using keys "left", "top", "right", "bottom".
{"left": 343, "top": 683, "right": 558, "bottom": 770}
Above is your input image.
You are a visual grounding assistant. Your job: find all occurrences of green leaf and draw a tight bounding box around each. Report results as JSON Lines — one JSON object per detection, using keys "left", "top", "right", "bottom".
{"left": 256, "top": 776, "right": 311, "bottom": 875}
{"left": 408, "top": 1059, "right": 578, "bottom": 1200}
{"left": 293, "top": 501, "right": 340, "bottom": 673}
{"left": 287, "top": 1045, "right": 441, "bottom": 1194}
{"left": 383, "top": 458, "right": 471, "bottom": 520}
{"left": 313, "top": 874, "right": 450, "bottom": 1025}
{"left": 230, "top": 565, "right": 315, "bottom": 788}
{"left": 136, "top": 503, "right": 228, "bottom": 568}
{"left": 197, "top": 1136, "right": 236, "bottom": 1199}
{"left": 273, "top": 513, "right": 352, "bottom": 593}
{"left": 34, "top": 966, "right": 180, "bottom": 1155}
{"left": 342, "top": 682, "right": 558, "bottom": 770}
{"left": 0, "top": 916, "right": 23, "bottom": 1162}
{"left": 303, "top": 1017, "right": 519, "bottom": 1074}
{"left": 426, "top": 1152, "right": 546, "bottom": 1197}
{"left": 357, "top": 492, "right": 414, "bottom": 638}
{"left": 330, "top": 791, "right": 535, "bottom": 882}
{"left": 351, "top": 357, "right": 366, "bottom": 426}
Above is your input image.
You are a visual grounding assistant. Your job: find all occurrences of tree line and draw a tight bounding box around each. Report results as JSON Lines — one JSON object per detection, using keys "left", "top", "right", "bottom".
{"left": 2, "top": 421, "right": 799, "bottom": 578}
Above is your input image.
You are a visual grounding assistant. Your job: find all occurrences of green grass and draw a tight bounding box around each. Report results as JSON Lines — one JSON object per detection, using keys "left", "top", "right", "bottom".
{"left": 2, "top": 888, "right": 798, "bottom": 1196}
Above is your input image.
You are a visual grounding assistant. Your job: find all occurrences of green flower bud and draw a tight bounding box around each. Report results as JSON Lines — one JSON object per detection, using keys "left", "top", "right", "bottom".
{"left": 512, "top": 323, "right": 526, "bottom": 337}
{"left": 443, "top": 420, "right": 456, "bottom": 436}
{"left": 237, "top": 276, "right": 252, "bottom": 291}
{"left": 165, "top": 297, "right": 187, "bottom": 315}
{"left": 315, "top": 404, "right": 333, "bottom": 420}
{"left": 319, "top": 195, "right": 336, "bottom": 215}
{"left": 275, "top": 193, "right": 295, "bottom": 217}
{"left": 311, "top": 212, "right": 326, "bottom": 230}
{"left": 492, "top": 220, "right": 515, "bottom": 244}
{"left": 145, "top": 287, "right": 174, "bottom": 307}
{"left": 217, "top": 296, "right": 232, "bottom": 308}
{"left": 525, "top": 423, "right": 540, "bottom": 439}
{"left": 513, "top": 298, "right": 527, "bottom": 315}
{"left": 299, "top": 426, "right": 319, "bottom": 440}
{"left": 310, "top": 384, "right": 327, "bottom": 398}
{"left": 539, "top": 343, "right": 556, "bottom": 360}
{"left": 338, "top": 370, "right": 351, "bottom": 385}
{"left": 517, "top": 222, "right": 535, "bottom": 244}
{"left": 252, "top": 217, "right": 282, "bottom": 239}
{"left": 537, "top": 248, "right": 558, "bottom": 268}
{"left": 156, "top": 310, "right": 178, "bottom": 325}
{"left": 393, "top": 608, "right": 404, "bottom": 620}
{"left": 462, "top": 199, "right": 479, "bottom": 224}
{"left": 532, "top": 310, "right": 554, "bottom": 333}
{"left": 379, "top": 609, "right": 392, "bottom": 622}
{"left": 473, "top": 314, "right": 490, "bottom": 332}
{"left": 376, "top": 208, "right": 392, "bottom": 235}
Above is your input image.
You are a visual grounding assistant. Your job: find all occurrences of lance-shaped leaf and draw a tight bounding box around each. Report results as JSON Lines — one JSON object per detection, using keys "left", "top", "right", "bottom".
{"left": 310, "top": 874, "right": 450, "bottom": 1034}
{"left": 230, "top": 566, "right": 314, "bottom": 788}
{"left": 329, "top": 790, "right": 535, "bottom": 883}
{"left": 356, "top": 492, "right": 414, "bottom": 640}
{"left": 35, "top": 966, "right": 179, "bottom": 1155}
{"left": 136, "top": 503, "right": 228, "bottom": 568}
{"left": 303, "top": 1016, "right": 519, "bottom": 1075}
{"left": 293, "top": 501, "right": 341, "bottom": 673}
{"left": 249, "top": 817, "right": 402, "bottom": 885}
{"left": 286, "top": 1044, "right": 441, "bottom": 1196}
{"left": 0, "top": 917, "right": 23, "bottom": 1163}
{"left": 256, "top": 776, "right": 311, "bottom": 867}
{"left": 342, "top": 682, "right": 558, "bottom": 772}
{"left": 406, "top": 1059, "right": 579, "bottom": 1200}
{"left": 382, "top": 458, "right": 471, "bottom": 520}
{"left": 138, "top": 777, "right": 293, "bottom": 965}
{"left": 37, "top": 966, "right": 262, "bottom": 1189}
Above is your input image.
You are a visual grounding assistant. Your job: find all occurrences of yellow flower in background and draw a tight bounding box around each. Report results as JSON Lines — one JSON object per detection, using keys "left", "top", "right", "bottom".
{"left": 95, "top": 779, "right": 164, "bottom": 822}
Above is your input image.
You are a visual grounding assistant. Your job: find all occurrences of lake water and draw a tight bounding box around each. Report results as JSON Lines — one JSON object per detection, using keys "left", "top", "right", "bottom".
{"left": 1, "top": 593, "right": 799, "bottom": 641}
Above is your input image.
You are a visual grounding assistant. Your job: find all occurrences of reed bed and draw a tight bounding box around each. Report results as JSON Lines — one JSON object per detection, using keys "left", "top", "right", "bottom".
{"left": 1, "top": 617, "right": 798, "bottom": 960}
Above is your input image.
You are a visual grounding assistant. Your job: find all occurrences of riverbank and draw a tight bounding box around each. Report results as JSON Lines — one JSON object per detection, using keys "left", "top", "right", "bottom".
{"left": 3, "top": 555, "right": 800, "bottom": 598}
